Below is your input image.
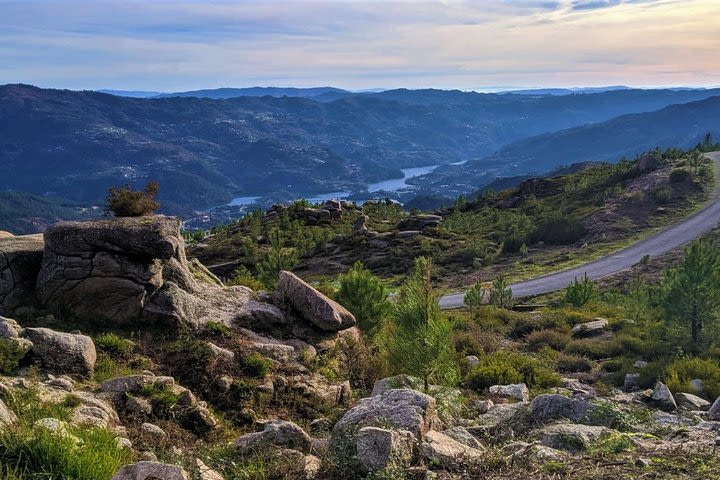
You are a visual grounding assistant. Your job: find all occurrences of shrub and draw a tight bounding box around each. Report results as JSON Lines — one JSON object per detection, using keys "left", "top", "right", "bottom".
{"left": 526, "top": 329, "right": 570, "bottom": 351}
{"left": 466, "top": 350, "right": 561, "bottom": 391}
{"left": 652, "top": 185, "right": 673, "bottom": 204}
{"left": 226, "top": 265, "right": 265, "bottom": 291}
{"left": 509, "top": 312, "right": 571, "bottom": 339}
{"left": 256, "top": 228, "right": 299, "bottom": 289}
{"left": 205, "top": 321, "right": 231, "bottom": 337}
{"left": 105, "top": 180, "right": 160, "bottom": 217}
{"left": 463, "top": 281, "right": 486, "bottom": 311}
{"left": 94, "top": 333, "right": 134, "bottom": 358}
{"left": 335, "top": 261, "right": 391, "bottom": 336}
{"left": 0, "top": 339, "right": 27, "bottom": 374}
{"left": 564, "top": 274, "right": 596, "bottom": 308}
{"left": 531, "top": 215, "right": 586, "bottom": 245}
{"left": 242, "top": 353, "right": 272, "bottom": 378}
{"left": 664, "top": 357, "right": 720, "bottom": 399}
{"left": 564, "top": 339, "right": 622, "bottom": 360}
{"left": 489, "top": 275, "right": 513, "bottom": 309}
{"left": 669, "top": 168, "right": 691, "bottom": 183}
{"left": 556, "top": 353, "right": 592, "bottom": 373}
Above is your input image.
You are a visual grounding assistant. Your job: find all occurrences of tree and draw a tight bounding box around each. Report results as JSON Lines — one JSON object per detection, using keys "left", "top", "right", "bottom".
{"left": 335, "top": 262, "right": 391, "bottom": 336}
{"left": 105, "top": 180, "right": 160, "bottom": 217}
{"left": 464, "top": 281, "right": 486, "bottom": 311}
{"left": 565, "top": 274, "right": 596, "bottom": 308}
{"left": 687, "top": 150, "right": 705, "bottom": 175}
{"left": 489, "top": 275, "right": 513, "bottom": 309}
{"left": 384, "top": 257, "right": 459, "bottom": 392}
{"left": 662, "top": 240, "right": 720, "bottom": 351}
{"left": 256, "top": 228, "right": 299, "bottom": 289}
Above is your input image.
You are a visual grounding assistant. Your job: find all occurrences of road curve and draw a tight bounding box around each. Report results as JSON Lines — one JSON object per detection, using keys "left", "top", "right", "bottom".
{"left": 440, "top": 152, "right": 720, "bottom": 309}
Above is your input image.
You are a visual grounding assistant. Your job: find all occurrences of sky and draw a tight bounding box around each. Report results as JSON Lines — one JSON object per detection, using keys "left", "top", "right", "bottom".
{"left": 1, "top": 0, "right": 718, "bottom": 92}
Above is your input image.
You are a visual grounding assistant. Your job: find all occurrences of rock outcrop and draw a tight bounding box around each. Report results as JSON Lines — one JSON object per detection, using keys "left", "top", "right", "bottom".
{"left": 0, "top": 234, "right": 44, "bottom": 315}
{"left": 235, "top": 420, "right": 312, "bottom": 454}
{"left": 356, "top": 426, "right": 415, "bottom": 473}
{"left": 112, "top": 461, "right": 189, "bottom": 480}
{"left": 397, "top": 214, "right": 441, "bottom": 232}
{"left": 24, "top": 327, "right": 96, "bottom": 377}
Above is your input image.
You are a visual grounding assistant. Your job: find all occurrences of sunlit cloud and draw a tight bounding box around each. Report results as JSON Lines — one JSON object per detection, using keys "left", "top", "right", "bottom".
{"left": 0, "top": 0, "right": 717, "bottom": 90}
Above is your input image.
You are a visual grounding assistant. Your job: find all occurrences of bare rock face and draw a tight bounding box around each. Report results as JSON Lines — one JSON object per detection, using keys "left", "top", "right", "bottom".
{"left": 24, "top": 327, "right": 96, "bottom": 377}
{"left": 112, "top": 461, "right": 188, "bottom": 480}
{"left": 0, "top": 234, "right": 44, "bottom": 315}
{"left": 277, "top": 271, "right": 355, "bottom": 332}
{"left": 356, "top": 426, "right": 416, "bottom": 473}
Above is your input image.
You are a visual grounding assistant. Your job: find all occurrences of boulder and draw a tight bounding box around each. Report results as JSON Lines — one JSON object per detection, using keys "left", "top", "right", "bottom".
{"left": 0, "top": 316, "right": 33, "bottom": 354}
{"left": 529, "top": 394, "right": 593, "bottom": 422}
{"left": 71, "top": 406, "right": 115, "bottom": 428}
{"left": 0, "top": 398, "right": 17, "bottom": 428}
{"left": 637, "top": 153, "right": 660, "bottom": 172}
{"left": 355, "top": 426, "right": 415, "bottom": 473}
{"left": 675, "top": 392, "right": 711, "bottom": 411}
{"left": 24, "top": 327, "right": 96, "bottom": 377}
{"left": 235, "top": 420, "right": 312, "bottom": 454}
{"left": 624, "top": 373, "right": 640, "bottom": 392}
{"left": 112, "top": 461, "right": 189, "bottom": 480}
{"left": 476, "top": 402, "right": 525, "bottom": 427}
{"left": 488, "top": 383, "right": 529, "bottom": 403}
{"left": 421, "top": 430, "right": 483, "bottom": 469}
{"left": 332, "top": 389, "right": 438, "bottom": 444}
{"left": 443, "top": 426, "right": 483, "bottom": 449}
{"left": 276, "top": 271, "right": 355, "bottom": 331}
{"left": 195, "top": 459, "right": 224, "bottom": 480}
{"left": 707, "top": 397, "right": 720, "bottom": 421}
{"left": 141, "top": 422, "right": 167, "bottom": 438}
{"left": 0, "top": 234, "right": 44, "bottom": 315}
{"left": 539, "top": 424, "right": 609, "bottom": 451}
{"left": 352, "top": 215, "right": 370, "bottom": 234}
{"left": 397, "top": 214, "right": 441, "bottom": 232}
{"left": 571, "top": 318, "right": 608, "bottom": 337}
{"left": 649, "top": 382, "right": 677, "bottom": 412}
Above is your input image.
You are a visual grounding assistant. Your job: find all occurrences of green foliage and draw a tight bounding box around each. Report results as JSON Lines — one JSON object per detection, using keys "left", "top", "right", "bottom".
{"left": 139, "top": 383, "right": 180, "bottom": 411}
{"left": 652, "top": 185, "right": 673, "bottom": 204}
{"left": 242, "top": 353, "right": 272, "bottom": 378}
{"left": 205, "top": 321, "right": 232, "bottom": 337}
{"left": 384, "top": 257, "right": 459, "bottom": 391}
{"left": 565, "top": 274, "right": 596, "bottom": 308}
{"left": 256, "top": 228, "right": 299, "bottom": 289}
{"left": 463, "top": 281, "right": 486, "bottom": 311}
{"left": 0, "top": 339, "right": 26, "bottom": 374}
{"left": 661, "top": 239, "right": 720, "bottom": 351}
{"left": 226, "top": 265, "right": 265, "bottom": 291}
{"left": 531, "top": 214, "right": 586, "bottom": 245}
{"left": 335, "top": 262, "right": 391, "bottom": 336}
{"left": 105, "top": 180, "right": 160, "bottom": 217}
{"left": 669, "top": 168, "right": 691, "bottom": 183}
{"left": 564, "top": 339, "right": 623, "bottom": 360}
{"left": 664, "top": 357, "right": 720, "bottom": 399}
{"left": 556, "top": 353, "right": 593, "bottom": 373}
{"left": 588, "top": 432, "right": 636, "bottom": 455}
{"left": 94, "top": 333, "right": 134, "bottom": 358}
{"left": 489, "top": 275, "right": 513, "bottom": 309}
{"left": 526, "top": 329, "right": 570, "bottom": 351}
{"left": 466, "top": 350, "right": 561, "bottom": 391}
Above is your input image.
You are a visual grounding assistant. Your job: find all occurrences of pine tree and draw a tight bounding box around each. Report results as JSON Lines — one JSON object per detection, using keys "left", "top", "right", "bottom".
{"left": 489, "top": 275, "right": 513, "bottom": 309}
{"left": 336, "top": 262, "right": 391, "bottom": 336}
{"left": 256, "top": 228, "right": 299, "bottom": 289}
{"left": 384, "top": 257, "right": 459, "bottom": 392}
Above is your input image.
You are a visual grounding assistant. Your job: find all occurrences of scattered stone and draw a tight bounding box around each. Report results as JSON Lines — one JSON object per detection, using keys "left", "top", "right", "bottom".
{"left": 635, "top": 457, "right": 651, "bottom": 468}
{"left": 112, "top": 461, "right": 188, "bottom": 480}
{"left": 276, "top": 271, "right": 355, "bottom": 331}
{"left": 126, "top": 396, "right": 153, "bottom": 415}
{"left": 195, "top": 459, "right": 224, "bottom": 480}
{"left": 691, "top": 379, "right": 705, "bottom": 396}
{"left": 465, "top": 355, "right": 480, "bottom": 367}
{"left": 675, "top": 392, "right": 711, "bottom": 411}
{"left": 634, "top": 360, "right": 648, "bottom": 369}
{"left": 624, "top": 373, "right": 640, "bottom": 392}
{"left": 24, "top": 327, "right": 96, "bottom": 377}
{"left": 355, "top": 426, "right": 415, "bottom": 473}
{"left": 649, "top": 382, "right": 677, "bottom": 412}
{"left": 116, "top": 437, "right": 133, "bottom": 449}
{"left": 706, "top": 396, "right": 720, "bottom": 421}
{"left": 571, "top": 318, "right": 608, "bottom": 337}
{"left": 207, "top": 342, "right": 235, "bottom": 362}
{"left": 421, "top": 430, "right": 483, "bottom": 469}
{"left": 471, "top": 399, "right": 494, "bottom": 414}
{"left": 0, "top": 398, "right": 18, "bottom": 428}
{"left": 443, "top": 426, "right": 483, "bottom": 449}
{"left": 488, "top": 383, "right": 529, "bottom": 403}
{"left": 529, "top": 394, "right": 593, "bottom": 422}
{"left": 141, "top": 422, "right": 167, "bottom": 438}
{"left": 235, "top": 420, "right": 312, "bottom": 454}
{"left": 539, "top": 424, "right": 609, "bottom": 451}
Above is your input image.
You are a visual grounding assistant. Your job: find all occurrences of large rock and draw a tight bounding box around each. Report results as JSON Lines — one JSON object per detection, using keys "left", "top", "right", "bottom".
{"left": 356, "top": 427, "right": 415, "bottom": 473}
{"left": 649, "top": 382, "right": 677, "bottom": 412}
{"left": 397, "top": 214, "right": 441, "bottom": 232}
{"left": 488, "top": 383, "right": 529, "bottom": 403}
{"left": 0, "top": 234, "right": 44, "bottom": 315}
{"left": 112, "top": 461, "right": 188, "bottom": 480}
{"left": 0, "top": 398, "right": 18, "bottom": 428}
{"left": 276, "top": 271, "right": 355, "bottom": 331}
{"left": 539, "top": 424, "right": 609, "bottom": 451}
{"left": 707, "top": 397, "right": 720, "bottom": 421}
{"left": 235, "top": 420, "right": 312, "bottom": 454}
{"left": 529, "top": 394, "right": 593, "bottom": 422}
{"left": 332, "top": 389, "right": 438, "bottom": 444}
{"left": 675, "top": 392, "right": 711, "bottom": 411}
{"left": 24, "top": 327, "right": 96, "bottom": 377}
{"left": 421, "top": 430, "right": 483, "bottom": 469}
{"left": 0, "top": 316, "right": 33, "bottom": 354}
{"left": 571, "top": 318, "right": 608, "bottom": 337}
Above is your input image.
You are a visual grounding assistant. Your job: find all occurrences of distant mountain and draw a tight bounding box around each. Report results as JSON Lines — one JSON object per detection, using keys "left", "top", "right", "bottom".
{"left": 503, "top": 86, "right": 632, "bottom": 95}
{"left": 153, "top": 86, "right": 350, "bottom": 99}
{"left": 97, "top": 89, "right": 164, "bottom": 98}
{"left": 0, "top": 191, "right": 99, "bottom": 234}
{"left": 418, "top": 96, "right": 720, "bottom": 194}
{"left": 3, "top": 84, "right": 720, "bottom": 217}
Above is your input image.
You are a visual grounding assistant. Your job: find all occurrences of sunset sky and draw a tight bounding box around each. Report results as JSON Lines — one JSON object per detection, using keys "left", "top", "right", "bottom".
{"left": 1, "top": 0, "right": 718, "bottom": 91}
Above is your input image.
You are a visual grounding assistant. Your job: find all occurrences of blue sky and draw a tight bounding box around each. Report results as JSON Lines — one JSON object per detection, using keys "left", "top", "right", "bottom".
{"left": 1, "top": 0, "right": 718, "bottom": 91}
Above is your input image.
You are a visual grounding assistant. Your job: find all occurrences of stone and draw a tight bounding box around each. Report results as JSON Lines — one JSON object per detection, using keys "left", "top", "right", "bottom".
{"left": 421, "top": 430, "right": 483, "bottom": 469}
{"left": 180, "top": 405, "right": 218, "bottom": 435}
{"left": 352, "top": 215, "right": 370, "bottom": 234}
{"left": 332, "top": 389, "right": 438, "bottom": 444}
{"left": 650, "top": 382, "right": 677, "bottom": 412}
{"left": 634, "top": 360, "right": 648, "bottom": 369}
{"left": 355, "top": 427, "right": 415, "bottom": 473}
{"left": 539, "top": 424, "right": 609, "bottom": 451}
{"left": 443, "top": 426, "right": 483, "bottom": 449}
{"left": 488, "top": 383, "right": 529, "bottom": 403}
{"left": 101, "top": 375, "right": 154, "bottom": 393}
{"left": 207, "top": 342, "right": 235, "bottom": 362}
{"left": 675, "top": 392, "right": 711, "bottom": 411}
{"left": 195, "top": 459, "right": 224, "bottom": 480}
{"left": 637, "top": 153, "right": 660, "bottom": 172}
{"left": 529, "top": 394, "right": 593, "bottom": 422}
{"left": 476, "top": 403, "right": 525, "bottom": 427}
{"left": 691, "top": 379, "right": 705, "bottom": 396}
{"left": 0, "top": 234, "right": 44, "bottom": 315}
{"left": 24, "top": 327, "right": 96, "bottom": 377}
{"left": 465, "top": 355, "right": 480, "bottom": 367}
{"left": 707, "top": 397, "right": 720, "bottom": 421}
{"left": 309, "top": 417, "right": 331, "bottom": 434}
{"left": 112, "top": 461, "right": 188, "bottom": 480}
{"left": 624, "top": 373, "right": 640, "bottom": 392}
{"left": 71, "top": 406, "right": 113, "bottom": 428}
{"left": 276, "top": 271, "right": 355, "bottom": 331}
{"left": 397, "top": 214, "right": 442, "bottom": 231}
{"left": 0, "top": 398, "right": 18, "bottom": 428}
{"left": 571, "top": 318, "right": 608, "bottom": 337}
{"left": 141, "top": 422, "right": 167, "bottom": 438}
{"left": 235, "top": 420, "right": 312, "bottom": 454}
{"left": 471, "top": 399, "right": 494, "bottom": 414}
{"left": 116, "top": 437, "right": 133, "bottom": 449}
{"left": 126, "top": 396, "right": 153, "bottom": 415}
{"left": 0, "top": 316, "right": 33, "bottom": 355}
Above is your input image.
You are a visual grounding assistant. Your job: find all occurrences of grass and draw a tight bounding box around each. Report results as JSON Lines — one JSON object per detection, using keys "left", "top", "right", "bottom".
{"left": 94, "top": 333, "right": 134, "bottom": 357}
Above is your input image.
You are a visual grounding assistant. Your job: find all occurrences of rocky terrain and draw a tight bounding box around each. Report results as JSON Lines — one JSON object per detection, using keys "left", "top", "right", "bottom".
{"left": 1, "top": 211, "right": 720, "bottom": 479}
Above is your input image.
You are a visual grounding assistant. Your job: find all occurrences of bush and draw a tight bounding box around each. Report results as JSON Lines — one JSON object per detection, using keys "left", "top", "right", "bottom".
{"left": 0, "top": 339, "right": 27, "bottom": 374}
{"left": 556, "top": 353, "right": 592, "bottom": 373}
{"left": 335, "top": 262, "right": 391, "bottom": 336}
{"left": 205, "top": 321, "right": 232, "bottom": 337}
{"left": 489, "top": 275, "right": 513, "bottom": 309}
{"left": 242, "top": 353, "right": 272, "bottom": 378}
{"left": 564, "top": 339, "right": 623, "bottom": 360}
{"left": 652, "top": 185, "right": 673, "bottom": 204}
{"left": 669, "top": 168, "right": 691, "bottom": 183}
{"left": 94, "top": 333, "right": 134, "bottom": 358}
{"left": 531, "top": 215, "right": 586, "bottom": 245}
{"left": 226, "top": 265, "right": 265, "bottom": 291}
{"left": 664, "top": 357, "right": 720, "bottom": 399}
{"left": 466, "top": 350, "right": 561, "bottom": 391}
{"left": 526, "top": 329, "right": 570, "bottom": 351}
{"left": 509, "top": 312, "right": 571, "bottom": 339}
{"left": 463, "top": 281, "right": 486, "bottom": 311}
{"left": 105, "top": 180, "right": 160, "bottom": 217}
{"left": 564, "top": 274, "right": 596, "bottom": 308}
